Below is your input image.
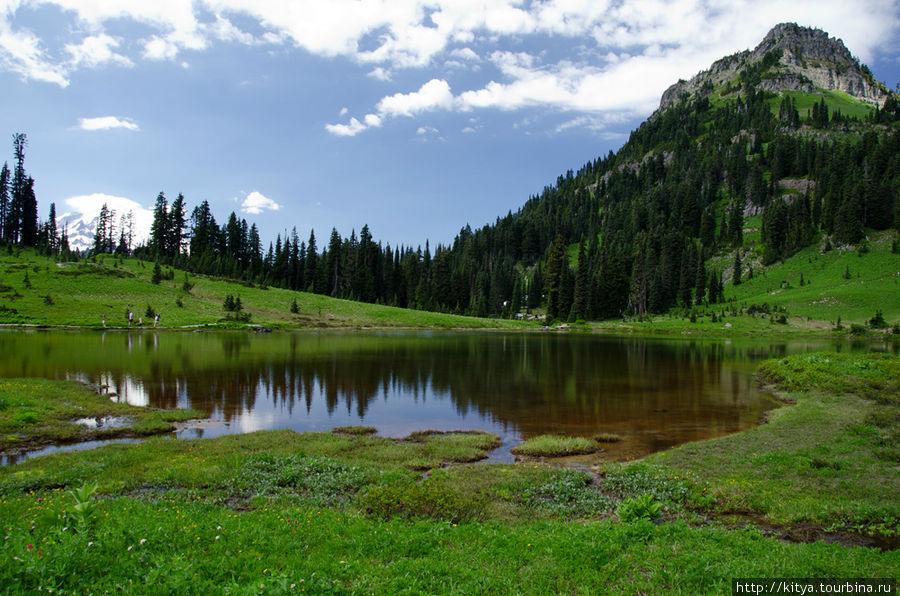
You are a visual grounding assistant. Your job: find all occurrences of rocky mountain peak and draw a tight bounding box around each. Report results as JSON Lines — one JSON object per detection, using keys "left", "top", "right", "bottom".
{"left": 657, "top": 23, "right": 890, "bottom": 112}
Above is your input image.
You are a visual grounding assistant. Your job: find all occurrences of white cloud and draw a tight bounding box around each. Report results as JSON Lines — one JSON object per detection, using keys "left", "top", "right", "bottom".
{"left": 66, "top": 34, "right": 133, "bottom": 68}
{"left": 2, "top": 0, "right": 899, "bottom": 136}
{"left": 0, "top": 19, "right": 70, "bottom": 86}
{"left": 449, "top": 47, "right": 479, "bottom": 61}
{"left": 327, "top": 78, "right": 452, "bottom": 136}
{"left": 78, "top": 116, "right": 140, "bottom": 131}
{"left": 240, "top": 190, "right": 281, "bottom": 215}
{"left": 367, "top": 66, "right": 392, "bottom": 81}
{"left": 377, "top": 78, "right": 453, "bottom": 117}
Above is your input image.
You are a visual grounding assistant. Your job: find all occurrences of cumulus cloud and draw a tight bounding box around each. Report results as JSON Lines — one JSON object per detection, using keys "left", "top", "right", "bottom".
{"left": 327, "top": 78, "right": 453, "bottom": 136}
{"left": 240, "top": 191, "right": 281, "bottom": 215}
{"left": 77, "top": 116, "right": 140, "bottom": 131}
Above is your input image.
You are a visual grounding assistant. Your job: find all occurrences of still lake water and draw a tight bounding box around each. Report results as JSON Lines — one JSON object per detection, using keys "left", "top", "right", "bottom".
{"left": 0, "top": 330, "right": 882, "bottom": 463}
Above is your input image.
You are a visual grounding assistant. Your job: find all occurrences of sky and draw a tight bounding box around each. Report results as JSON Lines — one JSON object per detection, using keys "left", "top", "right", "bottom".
{"left": 1, "top": 0, "right": 898, "bottom": 250}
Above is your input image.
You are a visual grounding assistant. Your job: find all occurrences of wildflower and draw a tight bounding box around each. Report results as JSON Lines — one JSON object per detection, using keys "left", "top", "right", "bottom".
{"left": 139, "top": 539, "right": 147, "bottom": 545}
{"left": 26, "top": 544, "right": 33, "bottom": 549}
{"left": 128, "top": 546, "right": 133, "bottom": 551}
{"left": 215, "top": 536, "right": 220, "bottom": 540}
{"left": 87, "top": 542, "right": 93, "bottom": 547}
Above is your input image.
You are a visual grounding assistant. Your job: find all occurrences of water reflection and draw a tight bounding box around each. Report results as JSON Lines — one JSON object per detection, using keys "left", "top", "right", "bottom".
{"left": 1, "top": 330, "right": 886, "bottom": 461}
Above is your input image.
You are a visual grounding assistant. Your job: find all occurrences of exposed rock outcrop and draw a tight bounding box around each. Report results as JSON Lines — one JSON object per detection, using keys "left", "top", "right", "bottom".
{"left": 658, "top": 23, "right": 890, "bottom": 112}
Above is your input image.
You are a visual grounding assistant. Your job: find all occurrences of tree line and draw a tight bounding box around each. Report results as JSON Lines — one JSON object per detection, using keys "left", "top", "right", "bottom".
{"left": 3, "top": 75, "right": 898, "bottom": 321}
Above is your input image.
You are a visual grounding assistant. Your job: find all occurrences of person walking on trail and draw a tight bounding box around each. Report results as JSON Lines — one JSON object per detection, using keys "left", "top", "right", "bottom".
{"left": 128, "top": 310, "right": 134, "bottom": 326}
{"left": 138, "top": 316, "right": 143, "bottom": 328}
{"left": 154, "top": 313, "right": 160, "bottom": 327}
{"left": 102, "top": 315, "right": 106, "bottom": 328}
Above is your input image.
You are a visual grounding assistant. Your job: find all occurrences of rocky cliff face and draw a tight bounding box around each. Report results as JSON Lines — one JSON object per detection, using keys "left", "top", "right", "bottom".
{"left": 658, "top": 23, "right": 890, "bottom": 111}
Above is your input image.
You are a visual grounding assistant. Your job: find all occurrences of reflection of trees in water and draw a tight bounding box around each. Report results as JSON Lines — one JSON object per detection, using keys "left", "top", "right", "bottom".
{"left": 128, "top": 336, "right": 781, "bottom": 431}
{"left": 0, "top": 333, "right": 840, "bottom": 433}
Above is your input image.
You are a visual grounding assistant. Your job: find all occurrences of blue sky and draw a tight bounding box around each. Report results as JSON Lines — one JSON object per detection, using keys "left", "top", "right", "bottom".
{"left": 1, "top": 0, "right": 898, "bottom": 250}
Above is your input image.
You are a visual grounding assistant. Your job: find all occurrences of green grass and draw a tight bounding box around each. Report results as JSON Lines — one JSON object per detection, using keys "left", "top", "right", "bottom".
{"left": 768, "top": 90, "right": 877, "bottom": 122}
{"left": 1, "top": 422, "right": 897, "bottom": 593}
{"left": 0, "top": 250, "right": 534, "bottom": 331}
{"left": 2, "top": 351, "right": 900, "bottom": 593}
{"left": 650, "top": 352, "right": 899, "bottom": 527}
{"left": 510, "top": 434, "right": 600, "bottom": 457}
{"left": 590, "top": 229, "right": 900, "bottom": 336}
{"left": 0, "top": 378, "right": 204, "bottom": 451}
{"left": 725, "top": 230, "right": 900, "bottom": 326}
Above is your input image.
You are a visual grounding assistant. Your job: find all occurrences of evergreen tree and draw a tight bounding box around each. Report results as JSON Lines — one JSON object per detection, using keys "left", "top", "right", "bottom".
{"left": 7, "top": 134, "right": 27, "bottom": 244}
{"left": 92, "top": 203, "right": 112, "bottom": 254}
{"left": 167, "top": 193, "right": 186, "bottom": 259}
{"left": 0, "top": 162, "right": 7, "bottom": 242}
{"left": 732, "top": 249, "right": 742, "bottom": 286}
{"left": 149, "top": 192, "right": 169, "bottom": 258}
{"left": 570, "top": 239, "right": 589, "bottom": 320}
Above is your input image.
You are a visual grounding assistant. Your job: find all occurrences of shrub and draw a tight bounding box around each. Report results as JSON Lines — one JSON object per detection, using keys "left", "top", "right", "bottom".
{"left": 617, "top": 493, "right": 662, "bottom": 523}
{"left": 522, "top": 469, "right": 613, "bottom": 518}
{"left": 869, "top": 311, "right": 887, "bottom": 329}
{"left": 151, "top": 261, "right": 162, "bottom": 285}
{"left": 232, "top": 454, "right": 368, "bottom": 506}
{"left": 360, "top": 479, "right": 486, "bottom": 523}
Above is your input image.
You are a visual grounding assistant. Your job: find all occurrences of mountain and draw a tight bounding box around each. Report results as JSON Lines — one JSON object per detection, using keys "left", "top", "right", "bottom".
{"left": 658, "top": 23, "right": 891, "bottom": 112}
{"left": 56, "top": 212, "right": 97, "bottom": 252}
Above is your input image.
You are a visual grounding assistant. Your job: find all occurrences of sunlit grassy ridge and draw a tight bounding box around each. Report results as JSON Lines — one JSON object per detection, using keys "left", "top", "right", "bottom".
{"left": 0, "top": 250, "right": 533, "bottom": 330}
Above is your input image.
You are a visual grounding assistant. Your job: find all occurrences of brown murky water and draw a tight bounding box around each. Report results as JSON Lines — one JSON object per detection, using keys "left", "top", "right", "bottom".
{"left": 0, "top": 330, "right": 864, "bottom": 462}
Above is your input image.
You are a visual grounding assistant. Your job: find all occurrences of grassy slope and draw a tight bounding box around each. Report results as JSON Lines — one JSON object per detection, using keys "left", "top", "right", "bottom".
{"left": 723, "top": 229, "right": 900, "bottom": 326}
{"left": 592, "top": 229, "right": 899, "bottom": 336}
{"left": 766, "top": 89, "right": 877, "bottom": 121}
{"left": 0, "top": 251, "right": 533, "bottom": 331}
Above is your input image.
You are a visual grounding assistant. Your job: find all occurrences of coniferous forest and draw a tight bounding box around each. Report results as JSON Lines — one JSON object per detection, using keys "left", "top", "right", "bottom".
{"left": 2, "top": 81, "right": 899, "bottom": 323}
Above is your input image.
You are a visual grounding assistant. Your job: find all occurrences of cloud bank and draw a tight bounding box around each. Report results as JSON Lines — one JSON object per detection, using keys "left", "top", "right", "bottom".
{"left": 2, "top": 0, "right": 897, "bottom": 135}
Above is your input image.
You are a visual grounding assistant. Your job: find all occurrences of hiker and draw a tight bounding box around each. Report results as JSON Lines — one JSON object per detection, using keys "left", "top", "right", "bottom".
{"left": 102, "top": 315, "right": 106, "bottom": 328}
{"left": 138, "top": 316, "right": 143, "bottom": 328}
{"left": 128, "top": 310, "right": 134, "bottom": 326}
{"left": 154, "top": 313, "right": 160, "bottom": 327}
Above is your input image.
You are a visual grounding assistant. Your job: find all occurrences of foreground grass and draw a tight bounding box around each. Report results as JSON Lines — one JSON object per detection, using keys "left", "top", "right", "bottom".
{"left": 650, "top": 352, "right": 900, "bottom": 528}
{"left": 2, "top": 353, "right": 899, "bottom": 592}
{"left": 0, "top": 250, "right": 533, "bottom": 331}
{"left": 0, "top": 378, "right": 204, "bottom": 452}
{"left": 2, "top": 427, "right": 897, "bottom": 594}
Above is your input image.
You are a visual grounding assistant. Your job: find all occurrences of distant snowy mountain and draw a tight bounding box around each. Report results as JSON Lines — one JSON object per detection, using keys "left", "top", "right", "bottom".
{"left": 55, "top": 193, "right": 153, "bottom": 252}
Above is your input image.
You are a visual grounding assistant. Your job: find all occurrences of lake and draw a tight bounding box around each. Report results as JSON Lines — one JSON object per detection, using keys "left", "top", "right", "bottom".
{"left": 0, "top": 329, "right": 876, "bottom": 463}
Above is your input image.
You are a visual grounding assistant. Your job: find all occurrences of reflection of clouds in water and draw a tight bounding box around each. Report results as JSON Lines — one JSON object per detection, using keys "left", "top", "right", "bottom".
{"left": 65, "top": 371, "right": 150, "bottom": 407}
{"left": 118, "top": 376, "right": 149, "bottom": 407}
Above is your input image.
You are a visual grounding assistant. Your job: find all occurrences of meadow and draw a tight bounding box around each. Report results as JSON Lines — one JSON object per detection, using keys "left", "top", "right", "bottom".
{"left": 0, "top": 352, "right": 897, "bottom": 593}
